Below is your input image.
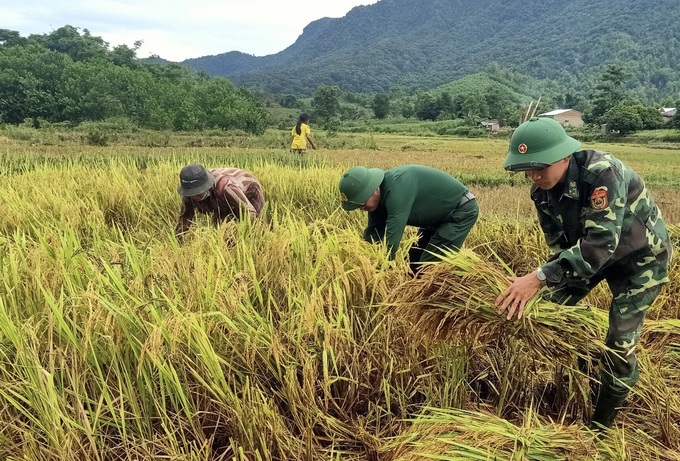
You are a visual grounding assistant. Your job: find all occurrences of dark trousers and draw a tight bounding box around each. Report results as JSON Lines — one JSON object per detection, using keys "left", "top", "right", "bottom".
{"left": 408, "top": 198, "right": 479, "bottom": 273}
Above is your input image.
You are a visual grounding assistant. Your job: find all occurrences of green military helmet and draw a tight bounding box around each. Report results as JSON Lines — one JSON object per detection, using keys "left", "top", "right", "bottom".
{"left": 503, "top": 117, "right": 582, "bottom": 172}
{"left": 339, "top": 166, "right": 385, "bottom": 210}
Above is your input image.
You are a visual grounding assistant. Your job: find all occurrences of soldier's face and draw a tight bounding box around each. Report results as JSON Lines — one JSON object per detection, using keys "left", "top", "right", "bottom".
{"left": 524, "top": 157, "right": 570, "bottom": 190}
{"left": 360, "top": 189, "right": 381, "bottom": 212}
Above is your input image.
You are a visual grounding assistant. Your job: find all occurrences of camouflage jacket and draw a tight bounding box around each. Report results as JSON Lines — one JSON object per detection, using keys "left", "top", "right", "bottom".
{"left": 175, "top": 168, "right": 264, "bottom": 237}
{"left": 533, "top": 150, "right": 672, "bottom": 287}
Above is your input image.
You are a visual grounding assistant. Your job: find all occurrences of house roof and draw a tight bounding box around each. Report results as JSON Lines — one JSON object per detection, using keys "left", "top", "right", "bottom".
{"left": 538, "top": 109, "right": 581, "bottom": 116}
{"left": 661, "top": 108, "right": 677, "bottom": 116}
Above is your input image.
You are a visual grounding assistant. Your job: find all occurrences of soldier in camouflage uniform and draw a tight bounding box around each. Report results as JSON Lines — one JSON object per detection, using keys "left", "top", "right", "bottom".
{"left": 175, "top": 164, "right": 264, "bottom": 241}
{"left": 496, "top": 117, "right": 673, "bottom": 429}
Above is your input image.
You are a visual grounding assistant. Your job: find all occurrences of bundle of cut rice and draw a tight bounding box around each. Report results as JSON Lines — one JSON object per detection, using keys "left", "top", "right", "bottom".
{"left": 386, "top": 407, "right": 599, "bottom": 461}
{"left": 387, "top": 249, "right": 608, "bottom": 366}
{"left": 386, "top": 406, "right": 679, "bottom": 461}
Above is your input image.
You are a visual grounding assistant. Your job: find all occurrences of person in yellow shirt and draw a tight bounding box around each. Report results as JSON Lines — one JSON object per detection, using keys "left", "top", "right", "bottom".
{"left": 290, "top": 113, "right": 317, "bottom": 154}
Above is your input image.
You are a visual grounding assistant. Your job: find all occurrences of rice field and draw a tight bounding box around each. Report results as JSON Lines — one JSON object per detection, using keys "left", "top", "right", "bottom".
{"left": 0, "top": 132, "right": 678, "bottom": 460}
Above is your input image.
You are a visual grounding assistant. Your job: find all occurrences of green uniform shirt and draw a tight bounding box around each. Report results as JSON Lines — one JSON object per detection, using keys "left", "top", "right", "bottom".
{"left": 364, "top": 165, "right": 468, "bottom": 259}
{"left": 534, "top": 150, "right": 671, "bottom": 292}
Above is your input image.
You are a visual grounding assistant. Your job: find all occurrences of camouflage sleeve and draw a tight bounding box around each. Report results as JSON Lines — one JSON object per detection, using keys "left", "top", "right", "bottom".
{"left": 542, "top": 167, "right": 626, "bottom": 285}
{"left": 175, "top": 198, "right": 195, "bottom": 240}
{"left": 535, "top": 205, "right": 566, "bottom": 257}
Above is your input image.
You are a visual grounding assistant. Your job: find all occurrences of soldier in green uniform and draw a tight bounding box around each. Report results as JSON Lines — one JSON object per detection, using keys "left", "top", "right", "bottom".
{"left": 339, "top": 164, "right": 478, "bottom": 273}
{"left": 496, "top": 117, "right": 673, "bottom": 429}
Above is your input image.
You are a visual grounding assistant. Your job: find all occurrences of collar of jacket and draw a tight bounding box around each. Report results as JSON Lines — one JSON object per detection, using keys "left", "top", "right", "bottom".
{"left": 530, "top": 153, "right": 582, "bottom": 205}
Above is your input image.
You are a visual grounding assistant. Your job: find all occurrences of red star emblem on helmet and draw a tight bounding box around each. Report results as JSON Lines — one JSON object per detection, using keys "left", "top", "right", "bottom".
{"left": 518, "top": 143, "right": 528, "bottom": 154}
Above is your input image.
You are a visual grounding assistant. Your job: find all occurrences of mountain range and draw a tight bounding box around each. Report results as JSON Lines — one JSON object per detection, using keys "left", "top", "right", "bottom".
{"left": 180, "top": 0, "right": 680, "bottom": 96}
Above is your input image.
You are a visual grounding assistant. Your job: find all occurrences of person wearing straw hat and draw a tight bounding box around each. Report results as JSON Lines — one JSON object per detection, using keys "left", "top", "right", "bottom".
{"left": 175, "top": 164, "right": 264, "bottom": 241}
{"left": 496, "top": 117, "right": 673, "bottom": 430}
{"left": 338, "top": 164, "right": 478, "bottom": 274}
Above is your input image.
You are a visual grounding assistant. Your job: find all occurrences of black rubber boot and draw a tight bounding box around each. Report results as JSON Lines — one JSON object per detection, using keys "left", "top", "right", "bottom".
{"left": 589, "top": 388, "right": 629, "bottom": 430}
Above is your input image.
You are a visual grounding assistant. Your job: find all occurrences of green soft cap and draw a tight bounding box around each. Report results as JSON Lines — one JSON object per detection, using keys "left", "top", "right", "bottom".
{"left": 339, "top": 166, "right": 385, "bottom": 211}
{"left": 503, "top": 117, "right": 581, "bottom": 171}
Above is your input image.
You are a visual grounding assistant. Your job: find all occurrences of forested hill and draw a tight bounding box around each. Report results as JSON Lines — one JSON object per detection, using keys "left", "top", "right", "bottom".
{"left": 182, "top": 0, "right": 680, "bottom": 95}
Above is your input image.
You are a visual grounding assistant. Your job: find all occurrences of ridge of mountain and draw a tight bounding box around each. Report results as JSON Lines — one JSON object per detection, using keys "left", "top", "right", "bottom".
{"left": 181, "top": 0, "right": 680, "bottom": 95}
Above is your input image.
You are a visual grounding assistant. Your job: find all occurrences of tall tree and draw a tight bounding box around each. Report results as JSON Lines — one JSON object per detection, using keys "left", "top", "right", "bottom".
{"left": 584, "top": 64, "right": 629, "bottom": 125}
{"left": 311, "top": 85, "right": 341, "bottom": 121}
{"left": 32, "top": 26, "right": 108, "bottom": 62}
{"left": 414, "top": 93, "right": 439, "bottom": 120}
{"left": 602, "top": 103, "right": 643, "bottom": 134}
{"left": 461, "top": 92, "right": 489, "bottom": 124}
{"left": 371, "top": 93, "right": 390, "bottom": 119}
{"left": 0, "top": 29, "right": 26, "bottom": 47}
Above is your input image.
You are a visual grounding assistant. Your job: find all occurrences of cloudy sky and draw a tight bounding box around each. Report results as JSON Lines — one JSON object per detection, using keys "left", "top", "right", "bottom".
{"left": 1, "top": 0, "right": 380, "bottom": 61}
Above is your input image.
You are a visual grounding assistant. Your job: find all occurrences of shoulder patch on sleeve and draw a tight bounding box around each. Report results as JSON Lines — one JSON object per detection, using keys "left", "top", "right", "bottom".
{"left": 590, "top": 187, "right": 609, "bottom": 210}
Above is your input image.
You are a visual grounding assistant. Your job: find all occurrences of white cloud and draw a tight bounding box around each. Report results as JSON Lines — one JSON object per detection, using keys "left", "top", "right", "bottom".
{"left": 1, "top": 0, "right": 379, "bottom": 61}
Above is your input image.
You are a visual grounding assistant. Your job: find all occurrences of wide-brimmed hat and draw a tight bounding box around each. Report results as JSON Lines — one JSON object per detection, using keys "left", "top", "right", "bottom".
{"left": 177, "top": 164, "right": 215, "bottom": 196}
{"left": 338, "top": 166, "right": 385, "bottom": 211}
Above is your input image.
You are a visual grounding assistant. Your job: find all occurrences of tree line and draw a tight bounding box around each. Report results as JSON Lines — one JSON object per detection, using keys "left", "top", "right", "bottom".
{"left": 292, "top": 64, "right": 680, "bottom": 135}
{"left": 0, "top": 27, "right": 268, "bottom": 134}
{"left": 2, "top": 27, "right": 678, "bottom": 137}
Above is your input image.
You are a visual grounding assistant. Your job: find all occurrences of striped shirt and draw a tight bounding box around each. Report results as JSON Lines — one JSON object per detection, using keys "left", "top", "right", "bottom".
{"left": 175, "top": 168, "right": 264, "bottom": 237}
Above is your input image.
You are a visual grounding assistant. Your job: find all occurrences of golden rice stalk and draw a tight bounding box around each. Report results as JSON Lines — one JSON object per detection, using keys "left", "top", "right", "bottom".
{"left": 387, "top": 249, "right": 608, "bottom": 366}
{"left": 627, "top": 348, "right": 680, "bottom": 449}
{"left": 645, "top": 318, "right": 680, "bottom": 337}
{"left": 642, "top": 318, "right": 680, "bottom": 354}
{"left": 386, "top": 407, "right": 600, "bottom": 461}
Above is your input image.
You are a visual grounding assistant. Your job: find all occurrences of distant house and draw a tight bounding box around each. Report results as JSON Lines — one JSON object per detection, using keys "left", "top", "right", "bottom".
{"left": 481, "top": 120, "right": 499, "bottom": 132}
{"left": 537, "top": 109, "right": 584, "bottom": 128}
{"left": 660, "top": 107, "right": 677, "bottom": 124}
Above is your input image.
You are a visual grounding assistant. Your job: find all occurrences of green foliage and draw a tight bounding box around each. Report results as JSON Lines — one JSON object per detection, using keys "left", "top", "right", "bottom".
{"left": 75, "top": 117, "right": 137, "bottom": 145}
{"left": 0, "top": 44, "right": 68, "bottom": 124}
{"left": 0, "top": 28, "right": 268, "bottom": 134}
{"left": 0, "top": 28, "right": 26, "bottom": 46}
{"left": 414, "top": 93, "right": 439, "bottom": 121}
{"left": 603, "top": 103, "right": 643, "bottom": 134}
{"left": 187, "top": 0, "right": 680, "bottom": 102}
{"left": 1, "top": 120, "right": 43, "bottom": 141}
{"left": 322, "top": 116, "right": 340, "bottom": 134}
{"left": 664, "top": 101, "right": 680, "bottom": 130}
{"left": 461, "top": 92, "right": 489, "bottom": 123}
{"left": 672, "top": 113, "right": 680, "bottom": 130}
{"left": 31, "top": 25, "right": 109, "bottom": 62}
{"left": 637, "top": 105, "right": 665, "bottom": 130}
{"left": 371, "top": 93, "right": 390, "bottom": 119}
{"left": 110, "top": 41, "right": 142, "bottom": 68}
{"left": 279, "top": 94, "right": 298, "bottom": 108}
{"left": 583, "top": 64, "right": 629, "bottom": 126}
{"left": 311, "top": 85, "right": 341, "bottom": 127}
{"left": 599, "top": 102, "right": 665, "bottom": 135}
{"left": 418, "top": 71, "right": 532, "bottom": 126}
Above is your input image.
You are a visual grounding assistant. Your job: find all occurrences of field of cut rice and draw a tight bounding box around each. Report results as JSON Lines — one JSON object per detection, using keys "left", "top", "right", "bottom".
{"left": 0, "top": 132, "right": 678, "bottom": 460}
